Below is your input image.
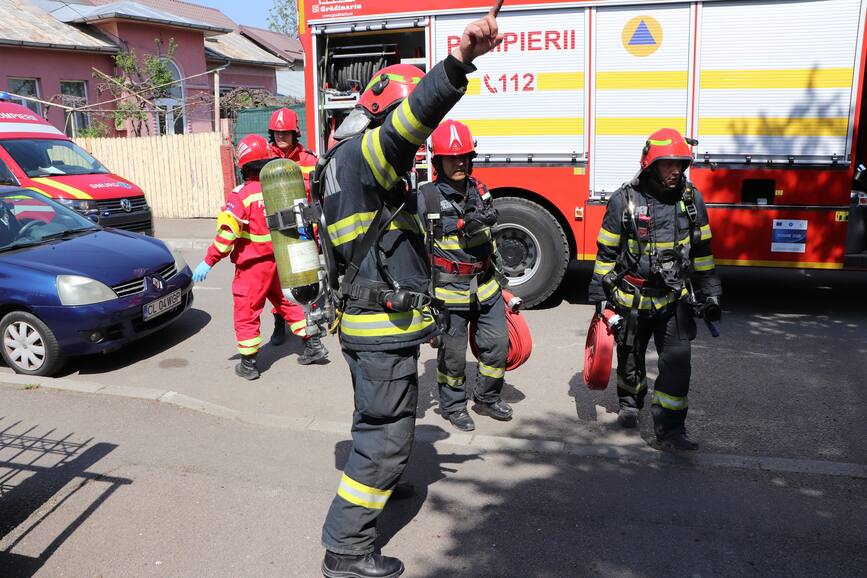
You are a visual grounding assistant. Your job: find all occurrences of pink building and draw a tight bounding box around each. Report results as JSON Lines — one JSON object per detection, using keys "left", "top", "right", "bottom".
{"left": 0, "top": 0, "right": 296, "bottom": 136}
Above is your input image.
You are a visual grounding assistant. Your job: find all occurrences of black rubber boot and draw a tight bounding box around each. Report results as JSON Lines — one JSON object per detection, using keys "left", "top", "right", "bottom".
{"left": 322, "top": 551, "right": 404, "bottom": 578}
{"left": 234, "top": 354, "right": 260, "bottom": 380}
{"left": 657, "top": 432, "right": 699, "bottom": 452}
{"left": 618, "top": 407, "right": 640, "bottom": 428}
{"left": 473, "top": 398, "right": 513, "bottom": 421}
{"left": 298, "top": 334, "right": 328, "bottom": 365}
{"left": 269, "top": 313, "right": 286, "bottom": 346}
{"left": 445, "top": 408, "right": 475, "bottom": 432}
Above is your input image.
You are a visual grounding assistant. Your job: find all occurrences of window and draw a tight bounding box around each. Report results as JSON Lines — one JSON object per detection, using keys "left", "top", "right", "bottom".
{"left": 60, "top": 81, "right": 91, "bottom": 137}
{"left": 7, "top": 78, "right": 41, "bottom": 115}
{"left": 0, "top": 139, "right": 109, "bottom": 177}
{"left": 0, "top": 159, "right": 17, "bottom": 186}
{"left": 155, "top": 60, "right": 185, "bottom": 135}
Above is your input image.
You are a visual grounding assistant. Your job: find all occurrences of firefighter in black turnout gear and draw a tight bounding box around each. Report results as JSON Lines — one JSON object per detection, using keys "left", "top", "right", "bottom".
{"left": 316, "top": 5, "right": 505, "bottom": 577}
{"left": 588, "top": 128, "right": 722, "bottom": 452}
{"left": 420, "top": 119, "right": 511, "bottom": 432}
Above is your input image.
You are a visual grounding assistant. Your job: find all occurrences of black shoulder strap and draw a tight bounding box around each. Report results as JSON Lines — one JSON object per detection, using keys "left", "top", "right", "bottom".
{"left": 340, "top": 204, "right": 389, "bottom": 293}
{"left": 419, "top": 181, "right": 443, "bottom": 238}
{"left": 682, "top": 181, "right": 700, "bottom": 245}
{"left": 310, "top": 136, "right": 352, "bottom": 204}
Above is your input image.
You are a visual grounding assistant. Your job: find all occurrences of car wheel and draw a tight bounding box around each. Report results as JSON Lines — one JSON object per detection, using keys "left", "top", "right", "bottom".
{"left": 493, "top": 197, "right": 570, "bottom": 308}
{"left": 0, "top": 311, "right": 65, "bottom": 376}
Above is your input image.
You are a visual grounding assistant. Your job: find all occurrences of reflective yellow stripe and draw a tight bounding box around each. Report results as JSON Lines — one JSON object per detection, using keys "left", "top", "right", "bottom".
{"left": 364, "top": 73, "right": 421, "bottom": 91}
{"left": 362, "top": 128, "right": 399, "bottom": 190}
{"left": 593, "top": 260, "right": 615, "bottom": 276}
{"left": 462, "top": 118, "right": 583, "bottom": 137}
{"left": 327, "top": 211, "right": 376, "bottom": 246}
{"left": 340, "top": 309, "right": 435, "bottom": 337}
{"left": 626, "top": 238, "right": 690, "bottom": 254}
{"left": 700, "top": 67, "right": 853, "bottom": 90}
{"left": 25, "top": 186, "right": 51, "bottom": 197}
{"left": 436, "top": 369, "right": 465, "bottom": 387}
{"left": 617, "top": 375, "right": 647, "bottom": 394}
{"left": 435, "top": 229, "right": 491, "bottom": 251}
{"left": 614, "top": 287, "right": 688, "bottom": 311}
{"left": 478, "top": 362, "right": 505, "bottom": 379}
{"left": 290, "top": 320, "right": 308, "bottom": 337}
{"left": 31, "top": 177, "right": 93, "bottom": 200}
{"left": 238, "top": 336, "right": 262, "bottom": 347}
{"left": 238, "top": 345, "right": 259, "bottom": 355}
{"left": 217, "top": 229, "right": 237, "bottom": 242}
{"left": 699, "top": 117, "right": 847, "bottom": 137}
{"left": 536, "top": 71, "right": 584, "bottom": 91}
{"left": 700, "top": 224, "right": 712, "bottom": 241}
{"left": 336, "top": 473, "right": 392, "bottom": 510}
{"left": 436, "top": 277, "right": 499, "bottom": 305}
{"left": 597, "top": 71, "right": 688, "bottom": 90}
{"left": 597, "top": 227, "right": 620, "bottom": 248}
{"left": 242, "top": 192, "right": 263, "bottom": 207}
{"left": 596, "top": 118, "right": 687, "bottom": 136}
{"left": 239, "top": 231, "right": 273, "bottom": 243}
{"left": 300, "top": 165, "right": 315, "bottom": 174}
{"left": 653, "top": 391, "right": 688, "bottom": 411}
{"left": 217, "top": 210, "right": 242, "bottom": 237}
{"left": 693, "top": 255, "right": 715, "bottom": 272}
{"left": 393, "top": 99, "right": 430, "bottom": 146}
{"left": 213, "top": 241, "right": 231, "bottom": 254}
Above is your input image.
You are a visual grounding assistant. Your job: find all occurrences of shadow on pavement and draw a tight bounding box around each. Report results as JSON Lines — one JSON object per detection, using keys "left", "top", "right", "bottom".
{"left": 64, "top": 307, "right": 212, "bottom": 376}
{"left": 0, "top": 418, "right": 131, "bottom": 576}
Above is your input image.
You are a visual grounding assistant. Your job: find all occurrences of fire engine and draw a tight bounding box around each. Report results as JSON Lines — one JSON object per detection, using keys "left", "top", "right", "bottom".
{"left": 298, "top": 0, "right": 867, "bottom": 307}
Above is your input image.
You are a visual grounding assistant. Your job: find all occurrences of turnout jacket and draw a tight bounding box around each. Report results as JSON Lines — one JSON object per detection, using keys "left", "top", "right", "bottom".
{"left": 588, "top": 173, "right": 722, "bottom": 314}
{"left": 419, "top": 177, "right": 501, "bottom": 310}
{"left": 205, "top": 179, "right": 274, "bottom": 268}
{"left": 321, "top": 56, "right": 475, "bottom": 351}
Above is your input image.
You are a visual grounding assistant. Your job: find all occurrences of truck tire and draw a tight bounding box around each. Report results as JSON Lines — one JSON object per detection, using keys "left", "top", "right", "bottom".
{"left": 0, "top": 311, "right": 65, "bottom": 377}
{"left": 493, "top": 196, "right": 570, "bottom": 308}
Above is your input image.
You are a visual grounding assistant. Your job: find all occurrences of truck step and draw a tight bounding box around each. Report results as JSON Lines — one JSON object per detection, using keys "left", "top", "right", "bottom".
{"left": 843, "top": 252, "right": 867, "bottom": 270}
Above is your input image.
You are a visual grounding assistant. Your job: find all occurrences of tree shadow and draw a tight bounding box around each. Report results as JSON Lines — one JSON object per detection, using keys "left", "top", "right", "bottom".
{"left": 0, "top": 418, "right": 131, "bottom": 576}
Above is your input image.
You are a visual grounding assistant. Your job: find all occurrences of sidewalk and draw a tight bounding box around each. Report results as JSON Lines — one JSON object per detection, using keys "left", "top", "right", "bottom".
{"left": 153, "top": 217, "right": 217, "bottom": 250}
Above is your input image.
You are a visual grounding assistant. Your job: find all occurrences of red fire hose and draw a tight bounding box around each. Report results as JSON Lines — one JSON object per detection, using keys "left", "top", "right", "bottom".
{"left": 470, "top": 290, "right": 532, "bottom": 371}
{"left": 583, "top": 309, "right": 617, "bottom": 390}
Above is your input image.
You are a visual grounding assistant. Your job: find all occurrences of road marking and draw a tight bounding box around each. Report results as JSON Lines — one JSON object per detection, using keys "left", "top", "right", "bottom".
{"left": 3, "top": 378, "right": 865, "bottom": 480}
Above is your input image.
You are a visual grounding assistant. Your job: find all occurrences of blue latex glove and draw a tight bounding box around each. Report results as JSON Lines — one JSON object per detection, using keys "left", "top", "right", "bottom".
{"left": 192, "top": 261, "right": 212, "bottom": 283}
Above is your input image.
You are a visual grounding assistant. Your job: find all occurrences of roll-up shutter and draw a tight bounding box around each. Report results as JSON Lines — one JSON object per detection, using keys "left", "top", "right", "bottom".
{"left": 432, "top": 9, "right": 586, "bottom": 160}
{"left": 592, "top": 4, "right": 692, "bottom": 194}
{"left": 697, "top": 0, "right": 862, "bottom": 164}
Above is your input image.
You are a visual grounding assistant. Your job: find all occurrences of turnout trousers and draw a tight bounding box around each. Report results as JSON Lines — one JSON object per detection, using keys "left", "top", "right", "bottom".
{"left": 232, "top": 259, "right": 307, "bottom": 355}
{"left": 437, "top": 295, "right": 508, "bottom": 415}
{"left": 615, "top": 302, "right": 696, "bottom": 437}
{"left": 321, "top": 346, "right": 420, "bottom": 555}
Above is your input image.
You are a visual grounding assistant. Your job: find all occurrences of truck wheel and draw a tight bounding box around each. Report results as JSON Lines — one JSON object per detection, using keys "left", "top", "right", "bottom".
{"left": 493, "top": 196, "right": 570, "bottom": 308}
{"left": 0, "top": 311, "right": 65, "bottom": 376}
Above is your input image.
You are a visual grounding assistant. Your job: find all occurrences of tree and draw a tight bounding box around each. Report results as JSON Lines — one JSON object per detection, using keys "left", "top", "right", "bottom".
{"left": 94, "top": 38, "right": 179, "bottom": 136}
{"left": 268, "top": 0, "right": 299, "bottom": 38}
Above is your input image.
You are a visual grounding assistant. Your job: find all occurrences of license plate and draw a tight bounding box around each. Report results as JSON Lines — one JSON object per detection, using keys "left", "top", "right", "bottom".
{"left": 142, "top": 289, "right": 182, "bottom": 321}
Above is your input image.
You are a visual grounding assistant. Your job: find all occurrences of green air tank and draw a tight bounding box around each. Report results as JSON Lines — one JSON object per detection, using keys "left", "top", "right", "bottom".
{"left": 260, "top": 158, "right": 321, "bottom": 305}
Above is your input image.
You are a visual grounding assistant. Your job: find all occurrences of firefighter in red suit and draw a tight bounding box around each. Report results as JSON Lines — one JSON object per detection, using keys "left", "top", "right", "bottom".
{"left": 191, "top": 134, "right": 328, "bottom": 380}
{"left": 266, "top": 107, "right": 320, "bottom": 344}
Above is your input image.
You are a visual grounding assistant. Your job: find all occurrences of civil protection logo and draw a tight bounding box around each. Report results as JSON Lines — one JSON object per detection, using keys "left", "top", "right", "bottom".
{"left": 622, "top": 15, "right": 663, "bottom": 57}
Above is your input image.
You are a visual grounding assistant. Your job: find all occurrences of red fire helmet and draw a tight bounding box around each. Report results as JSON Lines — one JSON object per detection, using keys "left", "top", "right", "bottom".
{"left": 358, "top": 63, "right": 425, "bottom": 118}
{"left": 236, "top": 134, "right": 273, "bottom": 167}
{"left": 430, "top": 119, "right": 476, "bottom": 157}
{"left": 640, "top": 127, "right": 694, "bottom": 170}
{"left": 269, "top": 107, "right": 300, "bottom": 133}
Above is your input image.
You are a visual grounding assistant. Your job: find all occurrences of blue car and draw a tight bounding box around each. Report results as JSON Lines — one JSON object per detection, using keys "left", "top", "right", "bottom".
{"left": 0, "top": 187, "right": 193, "bottom": 376}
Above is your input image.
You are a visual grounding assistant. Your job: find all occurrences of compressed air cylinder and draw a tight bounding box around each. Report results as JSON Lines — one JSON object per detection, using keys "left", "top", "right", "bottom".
{"left": 260, "top": 158, "right": 321, "bottom": 305}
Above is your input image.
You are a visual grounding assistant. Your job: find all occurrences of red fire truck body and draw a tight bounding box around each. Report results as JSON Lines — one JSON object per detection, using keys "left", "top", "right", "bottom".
{"left": 299, "top": 0, "right": 867, "bottom": 306}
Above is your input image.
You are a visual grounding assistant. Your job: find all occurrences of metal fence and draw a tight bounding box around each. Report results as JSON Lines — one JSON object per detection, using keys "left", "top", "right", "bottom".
{"left": 76, "top": 132, "right": 227, "bottom": 219}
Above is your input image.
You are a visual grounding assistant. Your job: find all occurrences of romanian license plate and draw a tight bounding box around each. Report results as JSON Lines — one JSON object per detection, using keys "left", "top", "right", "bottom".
{"left": 142, "top": 289, "right": 182, "bottom": 321}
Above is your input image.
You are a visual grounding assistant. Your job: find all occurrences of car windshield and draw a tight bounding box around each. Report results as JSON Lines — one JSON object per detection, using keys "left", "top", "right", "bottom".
{"left": 0, "top": 189, "right": 99, "bottom": 251}
{"left": 0, "top": 139, "right": 110, "bottom": 177}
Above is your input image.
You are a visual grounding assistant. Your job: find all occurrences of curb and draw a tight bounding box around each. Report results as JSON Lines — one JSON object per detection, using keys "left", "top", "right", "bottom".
{"left": 160, "top": 238, "right": 214, "bottom": 252}
{"left": 3, "top": 374, "right": 866, "bottom": 480}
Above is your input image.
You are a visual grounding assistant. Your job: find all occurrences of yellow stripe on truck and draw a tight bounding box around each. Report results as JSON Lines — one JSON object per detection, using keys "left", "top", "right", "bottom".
{"left": 596, "top": 117, "right": 687, "bottom": 136}
{"left": 462, "top": 118, "right": 584, "bottom": 137}
{"left": 596, "top": 70, "right": 688, "bottom": 90}
{"left": 700, "top": 68, "right": 854, "bottom": 90}
{"left": 30, "top": 177, "right": 93, "bottom": 200}
{"left": 467, "top": 72, "right": 585, "bottom": 96}
{"left": 698, "top": 117, "right": 848, "bottom": 137}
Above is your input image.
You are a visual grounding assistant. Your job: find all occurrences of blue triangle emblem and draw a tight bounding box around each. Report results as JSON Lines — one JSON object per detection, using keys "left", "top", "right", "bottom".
{"left": 629, "top": 20, "right": 656, "bottom": 45}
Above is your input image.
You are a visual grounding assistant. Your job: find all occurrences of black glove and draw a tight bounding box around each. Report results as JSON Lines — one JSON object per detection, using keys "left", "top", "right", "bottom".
{"left": 703, "top": 296, "right": 721, "bottom": 322}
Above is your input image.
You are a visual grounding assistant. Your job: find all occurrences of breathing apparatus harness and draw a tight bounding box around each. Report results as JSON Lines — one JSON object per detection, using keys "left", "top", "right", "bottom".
{"left": 601, "top": 174, "right": 701, "bottom": 349}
